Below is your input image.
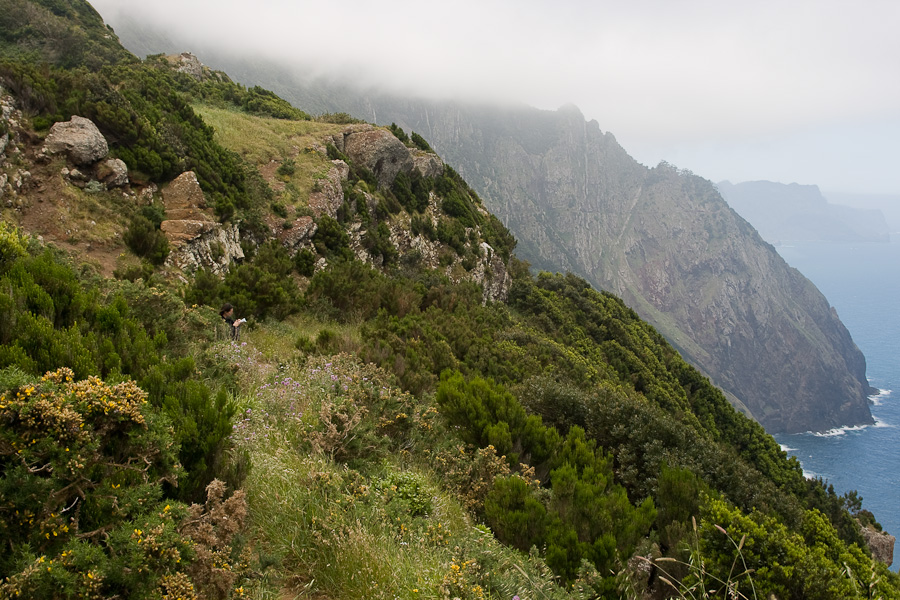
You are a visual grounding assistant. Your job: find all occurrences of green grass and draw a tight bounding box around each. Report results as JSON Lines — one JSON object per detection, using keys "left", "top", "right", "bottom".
{"left": 193, "top": 104, "right": 345, "bottom": 209}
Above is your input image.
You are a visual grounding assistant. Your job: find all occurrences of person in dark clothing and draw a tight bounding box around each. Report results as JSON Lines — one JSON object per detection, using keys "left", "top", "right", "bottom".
{"left": 219, "top": 303, "right": 245, "bottom": 340}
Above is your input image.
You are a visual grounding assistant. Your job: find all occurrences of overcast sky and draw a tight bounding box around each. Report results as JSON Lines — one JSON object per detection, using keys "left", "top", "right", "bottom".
{"left": 92, "top": 0, "right": 900, "bottom": 196}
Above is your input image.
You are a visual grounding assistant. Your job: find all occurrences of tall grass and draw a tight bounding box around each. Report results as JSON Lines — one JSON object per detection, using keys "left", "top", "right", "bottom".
{"left": 226, "top": 332, "right": 583, "bottom": 600}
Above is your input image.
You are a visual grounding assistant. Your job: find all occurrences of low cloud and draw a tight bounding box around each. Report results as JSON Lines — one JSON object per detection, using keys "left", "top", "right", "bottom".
{"left": 93, "top": 0, "right": 900, "bottom": 193}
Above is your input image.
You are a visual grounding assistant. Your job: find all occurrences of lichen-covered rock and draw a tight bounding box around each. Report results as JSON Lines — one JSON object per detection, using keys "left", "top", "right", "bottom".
{"left": 860, "top": 525, "right": 895, "bottom": 567}
{"left": 163, "top": 221, "right": 244, "bottom": 276}
{"left": 160, "top": 171, "right": 243, "bottom": 274}
{"left": 278, "top": 216, "right": 317, "bottom": 250}
{"left": 308, "top": 160, "right": 349, "bottom": 219}
{"left": 96, "top": 158, "right": 129, "bottom": 188}
{"left": 42, "top": 116, "right": 108, "bottom": 166}
{"left": 473, "top": 242, "right": 511, "bottom": 303}
{"left": 175, "top": 52, "right": 204, "bottom": 80}
{"left": 342, "top": 126, "right": 414, "bottom": 189}
{"left": 412, "top": 149, "right": 444, "bottom": 179}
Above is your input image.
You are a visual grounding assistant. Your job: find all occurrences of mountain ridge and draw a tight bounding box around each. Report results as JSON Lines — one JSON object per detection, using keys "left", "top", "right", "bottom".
{"left": 718, "top": 180, "right": 891, "bottom": 244}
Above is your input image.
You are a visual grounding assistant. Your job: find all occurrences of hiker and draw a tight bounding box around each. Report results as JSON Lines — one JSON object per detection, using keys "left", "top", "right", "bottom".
{"left": 219, "top": 303, "right": 245, "bottom": 340}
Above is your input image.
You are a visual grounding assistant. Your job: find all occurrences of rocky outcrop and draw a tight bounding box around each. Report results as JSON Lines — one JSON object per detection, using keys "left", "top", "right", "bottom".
{"left": 318, "top": 125, "right": 509, "bottom": 302}
{"left": 860, "top": 525, "right": 895, "bottom": 567}
{"left": 96, "top": 158, "right": 129, "bottom": 188}
{"left": 278, "top": 216, "right": 317, "bottom": 250}
{"left": 160, "top": 171, "right": 243, "bottom": 274}
{"left": 338, "top": 125, "right": 415, "bottom": 189}
{"left": 174, "top": 52, "right": 203, "bottom": 80}
{"left": 412, "top": 149, "right": 444, "bottom": 179}
{"left": 344, "top": 190, "right": 511, "bottom": 304}
{"left": 308, "top": 160, "right": 349, "bottom": 219}
{"left": 42, "top": 115, "right": 109, "bottom": 166}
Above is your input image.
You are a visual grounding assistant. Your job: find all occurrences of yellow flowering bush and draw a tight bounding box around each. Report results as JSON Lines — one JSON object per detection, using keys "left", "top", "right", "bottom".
{"left": 0, "top": 368, "right": 192, "bottom": 599}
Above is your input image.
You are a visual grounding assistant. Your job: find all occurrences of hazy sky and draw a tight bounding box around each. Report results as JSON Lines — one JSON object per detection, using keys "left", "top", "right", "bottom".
{"left": 92, "top": 0, "right": 900, "bottom": 195}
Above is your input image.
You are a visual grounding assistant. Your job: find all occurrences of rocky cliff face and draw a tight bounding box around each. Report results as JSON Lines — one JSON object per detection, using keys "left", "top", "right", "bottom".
{"left": 350, "top": 100, "right": 874, "bottom": 433}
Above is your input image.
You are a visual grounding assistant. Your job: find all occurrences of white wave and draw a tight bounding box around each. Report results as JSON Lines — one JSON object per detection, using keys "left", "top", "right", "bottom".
{"left": 873, "top": 416, "right": 893, "bottom": 428}
{"left": 869, "top": 388, "right": 892, "bottom": 406}
{"left": 812, "top": 424, "right": 870, "bottom": 437}
{"left": 779, "top": 444, "right": 798, "bottom": 452}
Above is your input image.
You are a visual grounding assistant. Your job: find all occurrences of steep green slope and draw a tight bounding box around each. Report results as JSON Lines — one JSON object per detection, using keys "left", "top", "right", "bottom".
{"left": 0, "top": 2, "right": 896, "bottom": 598}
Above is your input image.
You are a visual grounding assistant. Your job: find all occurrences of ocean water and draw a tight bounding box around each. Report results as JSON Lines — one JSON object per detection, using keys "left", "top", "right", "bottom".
{"left": 773, "top": 238, "right": 900, "bottom": 569}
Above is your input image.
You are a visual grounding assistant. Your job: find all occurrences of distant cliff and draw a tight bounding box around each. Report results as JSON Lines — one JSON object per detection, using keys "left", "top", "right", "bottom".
{"left": 718, "top": 180, "right": 890, "bottom": 244}
{"left": 100, "top": 37, "right": 875, "bottom": 432}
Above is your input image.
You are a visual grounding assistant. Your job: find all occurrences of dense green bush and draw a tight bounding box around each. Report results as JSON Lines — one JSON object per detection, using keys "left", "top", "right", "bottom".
{"left": 362, "top": 222, "right": 397, "bottom": 265}
{"left": 294, "top": 248, "right": 317, "bottom": 277}
{"left": 123, "top": 215, "right": 170, "bottom": 265}
{"left": 0, "top": 244, "right": 239, "bottom": 515}
{"left": 391, "top": 170, "right": 431, "bottom": 213}
{"left": 388, "top": 122, "right": 409, "bottom": 144}
{"left": 436, "top": 372, "right": 655, "bottom": 585}
{"left": 141, "top": 359, "right": 239, "bottom": 502}
{"left": 312, "top": 215, "right": 350, "bottom": 257}
{"left": 410, "top": 132, "right": 433, "bottom": 152}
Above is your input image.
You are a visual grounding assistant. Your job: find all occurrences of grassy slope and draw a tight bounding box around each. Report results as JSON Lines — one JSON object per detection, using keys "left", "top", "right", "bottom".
{"left": 225, "top": 325, "right": 573, "bottom": 599}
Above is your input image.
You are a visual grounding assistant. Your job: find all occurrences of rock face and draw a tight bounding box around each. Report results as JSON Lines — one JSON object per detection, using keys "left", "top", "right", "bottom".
{"left": 160, "top": 171, "right": 243, "bottom": 274}
{"left": 42, "top": 115, "right": 109, "bottom": 166}
{"left": 351, "top": 100, "right": 874, "bottom": 433}
{"left": 174, "top": 52, "right": 203, "bottom": 80}
{"left": 308, "top": 160, "right": 349, "bottom": 219}
{"left": 96, "top": 158, "right": 129, "bottom": 188}
{"left": 337, "top": 125, "right": 415, "bottom": 189}
{"left": 860, "top": 525, "right": 895, "bottom": 567}
{"left": 412, "top": 149, "right": 444, "bottom": 179}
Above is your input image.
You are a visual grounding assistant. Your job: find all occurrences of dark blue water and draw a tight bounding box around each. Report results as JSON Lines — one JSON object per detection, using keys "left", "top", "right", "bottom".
{"left": 773, "top": 238, "right": 900, "bottom": 568}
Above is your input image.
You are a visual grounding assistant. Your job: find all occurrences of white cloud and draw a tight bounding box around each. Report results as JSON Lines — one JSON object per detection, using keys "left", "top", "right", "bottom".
{"left": 92, "top": 0, "right": 900, "bottom": 193}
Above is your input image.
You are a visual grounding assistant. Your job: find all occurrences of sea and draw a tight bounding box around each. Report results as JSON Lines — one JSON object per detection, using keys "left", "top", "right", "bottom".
{"left": 772, "top": 237, "right": 900, "bottom": 569}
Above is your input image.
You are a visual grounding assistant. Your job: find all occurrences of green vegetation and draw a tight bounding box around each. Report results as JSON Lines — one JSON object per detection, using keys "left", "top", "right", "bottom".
{"left": 0, "top": 2, "right": 896, "bottom": 597}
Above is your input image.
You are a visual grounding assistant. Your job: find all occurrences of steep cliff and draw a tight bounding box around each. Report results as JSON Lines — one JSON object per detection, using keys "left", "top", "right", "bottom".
{"left": 340, "top": 100, "right": 874, "bottom": 433}
{"left": 422, "top": 104, "right": 875, "bottom": 432}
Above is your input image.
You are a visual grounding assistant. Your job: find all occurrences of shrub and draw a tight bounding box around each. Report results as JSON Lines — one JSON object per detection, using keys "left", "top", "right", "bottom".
{"left": 411, "top": 132, "right": 433, "bottom": 152}
{"left": 388, "top": 123, "right": 409, "bottom": 144}
{"left": 0, "top": 222, "right": 28, "bottom": 273}
{"left": 312, "top": 215, "right": 350, "bottom": 257}
{"left": 270, "top": 202, "right": 288, "bottom": 218}
{"left": 124, "top": 215, "right": 170, "bottom": 265}
{"left": 276, "top": 158, "right": 296, "bottom": 178}
{"left": 294, "top": 248, "right": 317, "bottom": 277}
{"left": 362, "top": 222, "right": 397, "bottom": 265}
{"left": 0, "top": 368, "right": 188, "bottom": 595}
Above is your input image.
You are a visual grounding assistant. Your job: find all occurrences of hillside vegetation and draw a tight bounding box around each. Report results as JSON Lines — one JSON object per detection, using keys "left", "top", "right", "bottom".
{"left": 0, "top": 1, "right": 896, "bottom": 599}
